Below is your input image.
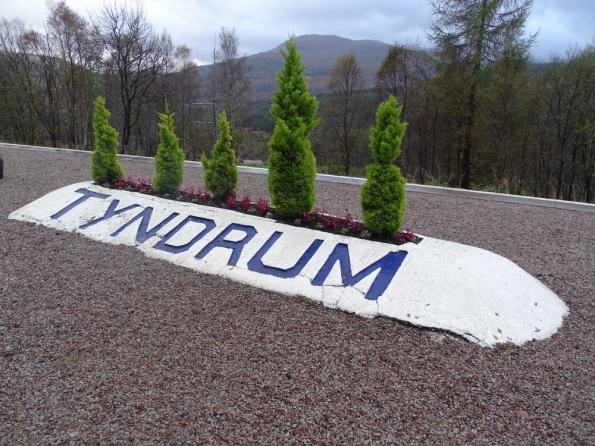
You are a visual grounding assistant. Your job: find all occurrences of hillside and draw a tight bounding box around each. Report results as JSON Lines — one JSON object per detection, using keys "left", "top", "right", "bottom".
{"left": 198, "top": 34, "right": 391, "bottom": 100}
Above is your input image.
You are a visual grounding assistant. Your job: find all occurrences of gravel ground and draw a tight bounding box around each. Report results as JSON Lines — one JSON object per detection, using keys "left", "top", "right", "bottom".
{"left": 1, "top": 146, "right": 594, "bottom": 445}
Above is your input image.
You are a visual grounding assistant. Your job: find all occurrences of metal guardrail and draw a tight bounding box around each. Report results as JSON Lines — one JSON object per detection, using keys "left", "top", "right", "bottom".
{"left": 2, "top": 142, "right": 594, "bottom": 213}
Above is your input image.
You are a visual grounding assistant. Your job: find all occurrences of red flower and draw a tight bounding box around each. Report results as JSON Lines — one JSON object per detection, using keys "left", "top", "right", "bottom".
{"left": 257, "top": 197, "right": 269, "bottom": 215}
{"left": 226, "top": 193, "right": 237, "bottom": 208}
{"left": 395, "top": 224, "right": 415, "bottom": 244}
{"left": 321, "top": 214, "right": 340, "bottom": 230}
{"left": 241, "top": 196, "right": 251, "bottom": 211}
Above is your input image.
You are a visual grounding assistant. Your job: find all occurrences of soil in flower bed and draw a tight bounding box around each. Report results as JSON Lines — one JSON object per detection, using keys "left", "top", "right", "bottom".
{"left": 109, "top": 176, "right": 422, "bottom": 246}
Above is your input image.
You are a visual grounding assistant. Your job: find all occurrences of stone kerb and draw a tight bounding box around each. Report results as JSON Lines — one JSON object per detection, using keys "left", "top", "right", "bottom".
{"left": 2, "top": 143, "right": 594, "bottom": 213}
{"left": 9, "top": 182, "right": 569, "bottom": 347}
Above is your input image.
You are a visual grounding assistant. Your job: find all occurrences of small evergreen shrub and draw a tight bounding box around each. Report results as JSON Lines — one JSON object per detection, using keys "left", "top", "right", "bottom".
{"left": 154, "top": 102, "right": 185, "bottom": 194}
{"left": 267, "top": 37, "right": 319, "bottom": 218}
{"left": 106, "top": 177, "right": 419, "bottom": 245}
{"left": 202, "top": 111, "right": 238, "bottom": 201}
{"left": 361, "top": 95, "right": 407, "bottom": 235}
{"left": 91, "top": 96, "right": 124, "bottom": 184}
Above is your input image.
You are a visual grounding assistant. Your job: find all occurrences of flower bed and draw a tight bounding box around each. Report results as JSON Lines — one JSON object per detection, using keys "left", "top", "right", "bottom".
{"left": 111, "top": 176, "right": 422, "bottom": 246}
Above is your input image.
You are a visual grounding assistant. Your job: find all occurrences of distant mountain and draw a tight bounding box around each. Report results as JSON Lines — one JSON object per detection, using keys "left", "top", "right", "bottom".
{"left": 198, "top": 34, "right": 391, "bottom": 100}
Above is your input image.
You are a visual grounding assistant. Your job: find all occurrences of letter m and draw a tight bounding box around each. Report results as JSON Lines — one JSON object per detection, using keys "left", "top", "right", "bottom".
{"left": 311, "top": 244, "right": 408, "bottom": 300}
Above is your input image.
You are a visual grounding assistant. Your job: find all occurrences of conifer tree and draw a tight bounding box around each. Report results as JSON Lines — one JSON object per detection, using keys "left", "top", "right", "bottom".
{"left": 91, "top": 96, "right": 125, "bottom": 184}
{"left": 361, "top": 95, "right": 407, "bottom": 234}
{"left": 201, "top": 111, "right": 238, "bottom": 200}
{"left": 154, "top": 101, "right": 184, "bottom": 193}
{"left": 429, "top": 0, "right": 535, "bottom": 189}
{"left": 268, "top": 37, "right": 319, "bottom": 218}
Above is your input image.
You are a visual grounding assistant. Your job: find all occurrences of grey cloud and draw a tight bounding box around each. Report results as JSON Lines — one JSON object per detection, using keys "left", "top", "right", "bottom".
{"left": 2, "top": 0, "right": 594, "bottom": 64}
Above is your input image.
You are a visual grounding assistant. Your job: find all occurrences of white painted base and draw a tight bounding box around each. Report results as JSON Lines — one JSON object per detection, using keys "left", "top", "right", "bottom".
{"left": 9, "top": 182, "right": 568, "bottom": 347}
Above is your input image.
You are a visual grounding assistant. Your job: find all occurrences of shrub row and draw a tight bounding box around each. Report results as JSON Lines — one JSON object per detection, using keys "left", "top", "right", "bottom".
{"left": 91, "top": 38, "right": 408, "bottom": 237}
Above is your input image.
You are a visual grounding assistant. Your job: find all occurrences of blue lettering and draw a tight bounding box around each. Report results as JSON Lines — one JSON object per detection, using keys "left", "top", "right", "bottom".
{"left": 110, "top": 208, "right": 179, "bottom": 244}
{"left": 154, "top": 216, "right": 216, "bottom": 254}
{"left": 247, "top": 231, "right": 324, "bottom": 278}
{"left": 311, "top": 244, "right": 408, "bottom": 300}
{"left": 195, "top": 223, "right": 257, "bottom": 267}
{"left": 51, "top": 188, "right": 110, "bottom": 220}
{"left": 79, "top": 199, "right": 139, "bottom": 229}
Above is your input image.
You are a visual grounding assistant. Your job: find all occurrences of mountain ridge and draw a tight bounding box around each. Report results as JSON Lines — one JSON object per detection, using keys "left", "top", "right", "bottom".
{"left": 198, "top": 34, "right": 391, "bottom": 100}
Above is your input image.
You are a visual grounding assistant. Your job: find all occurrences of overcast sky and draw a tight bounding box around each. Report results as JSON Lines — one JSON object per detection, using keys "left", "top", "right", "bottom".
{"left": 2, "top": 0, "right": 594, "bottom": 65}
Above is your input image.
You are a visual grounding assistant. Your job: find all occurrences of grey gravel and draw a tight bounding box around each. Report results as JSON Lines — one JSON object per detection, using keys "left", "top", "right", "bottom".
{"left": 1, "top": 147, "right": 594, "bottom": 445}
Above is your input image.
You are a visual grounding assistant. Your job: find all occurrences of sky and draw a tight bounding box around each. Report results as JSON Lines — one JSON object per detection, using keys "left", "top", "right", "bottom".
{"left": 1, "top": 0, "right": 594, "bottom": 65}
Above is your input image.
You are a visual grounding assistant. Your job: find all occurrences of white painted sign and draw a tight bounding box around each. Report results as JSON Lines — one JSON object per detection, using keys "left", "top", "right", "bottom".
{"left": 9, "top": 182, "right": 568, "bottom": 347}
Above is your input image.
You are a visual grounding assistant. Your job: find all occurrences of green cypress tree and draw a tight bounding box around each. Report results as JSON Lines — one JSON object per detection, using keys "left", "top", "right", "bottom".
{"left": 154, "top": 101, "right": 185, "bottom": 194}
{"left": 361, "top": 95, "right": 407, "bottom": 235}
{"left": 91, "top": 96, "right": 125, "bottom": 185}
{"left": 268, "top": 37, "right": 319, "bottom": 218}
{"left": 201, "top": 111, "right": 238, "bottom": 201}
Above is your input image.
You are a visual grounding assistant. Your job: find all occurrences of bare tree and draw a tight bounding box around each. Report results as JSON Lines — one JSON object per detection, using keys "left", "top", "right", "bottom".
{"left": 406, "top": 47, "right": 440, "bottom": 183}
{"left": 47, "top": 0, "right": 99, "bottom": 149}
{"left": 22, "top": 27, "right": 64, "bottom": 147}
{"left": 376, "top": 44, "right": 412, "bottom": 108}
{"left": 91, "top": 1, "right": 173, "bottom": 151}
{"left": 375, "top": 42, "right": 433, "bottom": 178}
{"left": 321, "top": 52, "right": 372, "bottom": 176}
{"left": 208, "top": 26, "right": 251, "bottom": 134}
{"left": 161, "top": 44, "right": 204, "bottom": 159}
{"left": 479, "top": 46, "right": 531, "bottom": 192}
{"left": 376, "top": 44, "right": 416, "bottom": 173}
{"left": 0, "top": 18, "right": 40, "bottom": 144}
{"left": 532, "top": 47, "right": 595, "bottom": 201}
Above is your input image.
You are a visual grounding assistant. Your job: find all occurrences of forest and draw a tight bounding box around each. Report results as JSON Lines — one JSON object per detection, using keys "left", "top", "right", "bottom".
{"left": 1, "top": 0, "right": 594, "bottom": 203}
